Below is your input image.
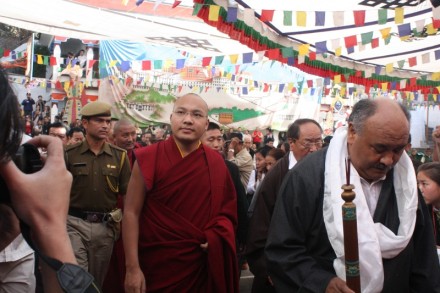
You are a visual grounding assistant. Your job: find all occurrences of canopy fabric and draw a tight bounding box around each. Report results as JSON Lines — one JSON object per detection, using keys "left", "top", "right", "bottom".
{"left": 193, "top": 0, "right": 440, "bottom": 92}
{"left": 0, "top": 0, "right": 252, "bottom": 56}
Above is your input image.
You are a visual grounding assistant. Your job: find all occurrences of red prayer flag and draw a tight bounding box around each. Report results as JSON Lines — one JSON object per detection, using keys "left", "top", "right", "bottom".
{"left": 344, "top": 35, "right": 358, "bottom": 48}
{"left": 266, "top": 48, "right": 280, "bottom": 59}
{"left": 432, "top": 17, "right": 440, "bottom": 29}
{"left": 142, "top": 60, "right": 151, "bottom": 70}
{"left": 307, "top": 80, "right": 313, "bottom": 87}
{"left": 88, "top": 60, "right": 97, "bottom": 68}
{"left": 50, "top": 56, "right": 57, "bottom": 66}
{"left": 260, "top": 10, "right": 275, "bottom": 22}
{"left": 410, "top": 77, "right": 416, "bottom": 86}
{"left": 309, "top": 51, "right": 316, "bottom": 61}
{"left": 353, "top": 10, "right": 366, "bottom": 27}
{"left": 371, "top": 38, "right": 379, "bottom": 49}
{"left": 3, "top": 49, "right": 10, "bottom": 57}
{"left": 355, "top": 70, "right": 362, "bottom": 77}
{"left": 202, "top": 57, "right": 212, "bottom": 67}
{"left": 263, "top": 83, "right": 269, "bottom": 92}
{"left": 172, "top": 0, "right": 181, "bottom": 8}
{"left": 408, "top": 57, "right": 417, "bottom": 67}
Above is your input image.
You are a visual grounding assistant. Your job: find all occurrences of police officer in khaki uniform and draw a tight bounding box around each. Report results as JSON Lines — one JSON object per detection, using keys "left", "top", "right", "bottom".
{"left": 65, "top": 101, "right": 131, "bottom": 287}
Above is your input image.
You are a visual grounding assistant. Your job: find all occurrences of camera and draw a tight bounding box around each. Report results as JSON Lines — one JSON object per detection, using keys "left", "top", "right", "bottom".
{"left": 0, "top": 143, "right": 43, "bottom": 203}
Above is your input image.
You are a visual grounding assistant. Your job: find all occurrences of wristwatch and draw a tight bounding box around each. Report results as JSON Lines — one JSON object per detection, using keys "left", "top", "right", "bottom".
{"left": 228, "top": 149, "right": 235, "bottom": 153}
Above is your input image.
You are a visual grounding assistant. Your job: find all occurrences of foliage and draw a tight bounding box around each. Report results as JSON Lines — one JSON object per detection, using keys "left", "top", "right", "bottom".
{"left": 210, "top": 106, "right": 264, "bottom": 122}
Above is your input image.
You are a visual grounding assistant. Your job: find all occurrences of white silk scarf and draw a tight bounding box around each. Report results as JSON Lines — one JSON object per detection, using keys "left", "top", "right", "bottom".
{"left": 323, "top": 126, "right": 418, "bottom": 293}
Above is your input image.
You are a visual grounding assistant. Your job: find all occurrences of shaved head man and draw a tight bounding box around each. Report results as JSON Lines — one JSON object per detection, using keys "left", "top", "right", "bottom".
{"left": 123, "top": 94, "right": 239, "bottom": 292}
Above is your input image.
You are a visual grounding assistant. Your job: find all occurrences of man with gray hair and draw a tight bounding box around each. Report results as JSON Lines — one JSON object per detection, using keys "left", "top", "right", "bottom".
{"left": 266, "top": 98, "right": 440, "bottom": 292}
{"left": 246, "top": 118, "right": 323, "bottom": 293}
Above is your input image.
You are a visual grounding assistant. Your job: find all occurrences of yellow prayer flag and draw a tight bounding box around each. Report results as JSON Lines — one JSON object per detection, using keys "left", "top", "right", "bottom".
{"left": 296, "top": 11, "right": 307, "bottom": 27}
{"left": 121, "top": 0, "right": 129, "bottom": 5}
{"left": 381, "top": 82, "right": 388, "bottom": 91}
{"left": 427, "top": 23, "right": 438, "bottom": 35}
{"left": 209, "top": 5, "right": 220, "bottom": 21}
{"left": 409, "top": 92, "right": 414, "bottom": 100}
{"left": 287, "top": 82, "right": 294, "bottom": 91}
{"left": 394, "top": 8, "right": 404, "bottom": 24}
{"left": 334, "top": 74, "right": 341, "bottom": 84}
{"left": 340, "top": 87, "right": 346, "bottom": 97}
{"left": 380, "top": 27, "right": 391, "bottom": 39}
{"left": 434, "top": 94, "right": 438, "bottom": 102}
{"left": 64, "top": 81, "right": 70, "bottom": 92}
{"left": 226, "top": 73, "right": 232, "bottom": 79}
{"left": 298, "top": 44, "right": 310, "bottom": 56}
{"left": 302, "top": 88, "right": 308, "bottom": 94}
{"left": 37, "top": 55, "right": 43, "bottom": 65}
{"left": 385, "top": 63, "right": 394, "bottom": 73}
{"left": 109, "top": 60, "right": 118, "bottom": 67}
{"left": 432, "top": 72, "right": 440, "bottom": 81}
{"left": 335, "top": 47, "right": 342, "bottom": 56}
{"left": 229, "top": 54, "right": 239, "bottom": 64}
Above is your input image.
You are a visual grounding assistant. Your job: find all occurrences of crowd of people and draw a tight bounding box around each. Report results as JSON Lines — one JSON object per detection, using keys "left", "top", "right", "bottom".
{"left": 2, "top": 63, "right": 440, "bottom": 293}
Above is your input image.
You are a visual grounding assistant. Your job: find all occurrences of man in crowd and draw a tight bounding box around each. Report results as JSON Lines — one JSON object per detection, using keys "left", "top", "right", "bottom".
{"left": 123, "top": 93, "right": 238, "bottom": 292}
{"left": 48, "top": 122, "right": 69, "bottom": 145}
{"left": 153, "top": 127, "right": 165, "bottom": 142}
{"left": 434, "top": 125, "right": 440, "bottom": 162}
{"left": 67, "top": 127, "right": 85, "bottom": 145}
{"left": 252, "top": 127, "right": 263, "bottom": 148}
{"left": 243, "top": 134, "right": 255, "bottom": 159}
{"left": 266, "top": 98, "right": 440, "bottom": 292}
{"left": 65, "top": 101, "right": 131, "bottom": 287}
{"left": 21, "top": 93, "right": 35, "bottom": 117}
{"left": 202, "top": 121, "right": 249, "bottom": 271}
{"left": 103, "top": 118, "right": 141, "bottom": 293}
{"left": 226, "top": 133, "right": 253, "bottom": 191}
{"left": 246, "top": 118, "right": 323, "bottom": 293}
{"left": 140, "top": 131, "right": 152, "bottom": 146}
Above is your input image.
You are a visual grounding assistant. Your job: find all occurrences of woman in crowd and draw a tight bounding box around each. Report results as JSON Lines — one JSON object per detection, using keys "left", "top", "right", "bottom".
{"left": 246, "top": 146, "right": 271, "bottom": 202}
{"left": 417, "top": 162, "right": 440, "bottom": 249}
{"left": 265, "top": 148, "right": 285, "bottom": 172}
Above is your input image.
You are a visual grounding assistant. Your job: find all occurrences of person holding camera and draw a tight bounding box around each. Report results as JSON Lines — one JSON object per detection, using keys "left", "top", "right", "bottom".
{"left": 0, "top": 67, "right": 78, "bottom": 292}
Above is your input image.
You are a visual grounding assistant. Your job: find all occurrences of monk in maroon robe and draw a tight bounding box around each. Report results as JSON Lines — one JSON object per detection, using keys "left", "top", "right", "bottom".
{"left": 123, "top": 93, "right": 238, "bottom": 293}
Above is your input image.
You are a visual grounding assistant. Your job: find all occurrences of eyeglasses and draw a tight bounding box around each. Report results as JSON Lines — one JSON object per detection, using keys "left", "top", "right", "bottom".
{"left": 173, "top": 110, "right": 206, "bottom": 120}
{"left": 295, "top": 139, "right": 323, "bottom": 150}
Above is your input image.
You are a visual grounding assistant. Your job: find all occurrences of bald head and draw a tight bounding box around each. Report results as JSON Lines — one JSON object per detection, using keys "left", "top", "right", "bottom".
{"left": 113, "top": 119, "right": 134, "bottom": 134}
{"left": 112, "top": 119, "right": 137, "bottom": 150}
{"left": 173, "top": 93, "right": 209, "bottom": 113}
{"left": 348, "top": 98, "right": 410, "bottom": 135}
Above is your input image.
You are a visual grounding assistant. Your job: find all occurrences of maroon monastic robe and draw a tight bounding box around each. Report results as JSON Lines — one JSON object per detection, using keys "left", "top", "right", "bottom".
{"left": 135, "top": 137, "right": 238, "bottom": 292}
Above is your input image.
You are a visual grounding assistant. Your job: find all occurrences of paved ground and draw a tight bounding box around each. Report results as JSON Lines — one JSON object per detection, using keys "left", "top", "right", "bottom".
{"left": 239, "top": 266, "right": 253, "bottom": 293}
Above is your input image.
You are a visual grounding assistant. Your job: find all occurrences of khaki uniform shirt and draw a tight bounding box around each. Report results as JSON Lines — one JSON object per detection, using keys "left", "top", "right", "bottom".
{"left": 65, "top": 139, "right": 131, "bottom": 212}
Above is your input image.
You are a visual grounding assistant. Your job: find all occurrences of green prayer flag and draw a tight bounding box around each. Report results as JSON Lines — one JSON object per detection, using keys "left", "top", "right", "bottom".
{"left": 361, "top": 32, "right": 373, "bottom": 45}
{"left": 154, "top": 60, "right": 162, "bottom": 69}
{"left": 99, "top": 60, "right": 108, "bottom": 68}
{"left": 193, "top": 3, "right": 202, "bottom": 16}
{"left": 215, "top": 55, "right": 224, "bottom": 65}
{"left": 378, "top": 9, "right": 387, "bottom": 25}
{"left": 384, "top": 36, "right": 391, "bottom": 45}
{"left": 397, "top": 60, "right": 405, "bottom": 69}
{"left": 283, "top": 11, "right": 292, "bottom": 26}
{"left": 281, "top": 47, "right": 294, "bottom": 57}
{"left": 43, "top": 56, "right": 49, "bottom": 65}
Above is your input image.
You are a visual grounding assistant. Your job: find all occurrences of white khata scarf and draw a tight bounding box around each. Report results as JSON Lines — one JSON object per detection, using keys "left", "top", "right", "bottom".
{"left": 323, "top": 126, "right": 418, "bottom": 293}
